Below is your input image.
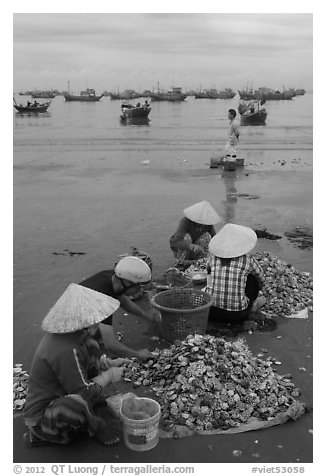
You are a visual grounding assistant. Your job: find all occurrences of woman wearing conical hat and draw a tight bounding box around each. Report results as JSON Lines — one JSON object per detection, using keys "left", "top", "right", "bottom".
{"left": 170, "top": 200, "right": 221, "bottom": 269}
{"left": 23, "top": 284, "right": 127, "bottom": 448}
{"left": 206, "top": 224, "right": 266, "bottom": 323}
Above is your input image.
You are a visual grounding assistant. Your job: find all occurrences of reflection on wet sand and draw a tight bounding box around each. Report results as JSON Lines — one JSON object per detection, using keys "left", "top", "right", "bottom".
{"left": 221, "top": 168, "right": 241, "bottom": 223}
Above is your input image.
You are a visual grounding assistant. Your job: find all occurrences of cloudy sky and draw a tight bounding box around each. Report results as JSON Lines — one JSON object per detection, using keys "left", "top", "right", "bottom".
{"left": 13, "top": 13, "right": 312, "bottom": 93}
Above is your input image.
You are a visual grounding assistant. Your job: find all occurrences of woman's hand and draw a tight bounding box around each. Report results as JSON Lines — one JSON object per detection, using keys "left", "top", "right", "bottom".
{"left": 136, "top": 349, "right": 156, "bottom": 360}
{"left": 106, "top": 366, "right": 125, "bottom": 383}
{"left": 100, "top": 356, "right": 131, "bottom": 369}
{"left": 109, "top": 358, "right": 131, "bottom": 367}
{"left": 191, "top": 244, "right": 206, "bottom": 258}
{"left": 92, "top": 366, "right": 125, "bottom": 387}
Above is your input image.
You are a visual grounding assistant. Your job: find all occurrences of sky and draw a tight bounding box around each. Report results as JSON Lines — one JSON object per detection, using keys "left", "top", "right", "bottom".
{"left": 13, "top": 12, "right": 313, "bottom": 93}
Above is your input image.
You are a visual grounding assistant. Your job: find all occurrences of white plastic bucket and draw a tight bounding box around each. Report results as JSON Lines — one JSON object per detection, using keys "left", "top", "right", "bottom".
{"left": 120, "top": 397, "right": 161, "bottom": 451}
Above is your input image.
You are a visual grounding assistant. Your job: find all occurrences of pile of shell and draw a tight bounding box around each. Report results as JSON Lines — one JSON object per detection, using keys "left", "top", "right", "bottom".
{"left": 13, "top": 364, "right": 29, "bottom": 412}
{"left": 124, "top": 334, "right": 302, "bottom": 431}
{"left": 254, "top": 252, "right": 313, "bottom": 317}
{"left": 153, "top": 268, "right": 191, "bottom": 291}
{"left": 183, "top": 259, "right": 207, "bottom": 278}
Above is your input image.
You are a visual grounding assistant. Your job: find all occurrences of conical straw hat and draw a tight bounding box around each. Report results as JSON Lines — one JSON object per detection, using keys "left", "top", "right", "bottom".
{"left": 208, "top": 223, "right": 257, "bottom": 258}
{"left": 42, "top": 283, "right": 120, "bottom": 333}
{"left": 183, "top": 201, "right": 221, "bottom": 225}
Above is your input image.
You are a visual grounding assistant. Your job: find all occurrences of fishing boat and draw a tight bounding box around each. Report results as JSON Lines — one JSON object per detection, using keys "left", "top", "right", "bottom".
{"left": 120, "top": 101, "right": 151, "bottom": 121}
{"left": 194, "top": 89, "right": 209, "bottom": 99}
{"left": 18, "top": 90, "right": 34, "bottom": 96}
{"left": 151, "top": 86, "right": 187, "bottom": 102}
{"left": 13, "top": 98, "right": 51, "bottom": 114}
{"left": 238, "top": 100, "right": 267, "bottom": 125}
{"left": 261, "top": 89, "right": 295, "bottom": 100}
{"left": 110, "top": 89, "right": 141, "bottom": 100}
{"left": 194, "top": 87, "right": 236, "bottom": 99}
{"left": 214, "top": 88, "right": 236, "bottom": 99}
{"left": 63, "top": 88, "right": 104, "bottom": 102}
{"left": 238, "top": 88, "right": 258, "bottom": 100}
{"left": 205, "top": 88, "right": 220, "bottom": 99}
{"left": 31, "top": 90, "right": 56, "bottom": 99}
{"left": 238, "top": 87, "right": 295, "bottom": 101}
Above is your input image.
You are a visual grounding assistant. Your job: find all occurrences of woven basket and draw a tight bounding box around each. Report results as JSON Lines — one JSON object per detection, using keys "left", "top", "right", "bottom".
{"left": 151, "top": 288, "right": 214, "bottom": 342}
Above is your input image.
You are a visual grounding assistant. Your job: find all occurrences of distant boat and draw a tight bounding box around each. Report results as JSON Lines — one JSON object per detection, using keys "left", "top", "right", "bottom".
{"left": 13, "top": 98, "right": 51, "bottom": 114}
{"left": 151, "top": 86, "right": 187, "bottom": 102}
{"left": 261, "top": 90, "right": 295, "bottom": 100}
{"left": 214, "top": 88, "right": 236, "bottom": 99}
{"left": 238, "top": 87, "right": 295, "bottom": 101}
{"left": 238, "top": 100, "right": 267, "bottom": 125}
{"left": 195, "top": 88, "right": 236, "bottom": 99}
{"left": 110, "top": 89, "right": 141, "bottom": 100}
{"left": 64, "top": 88, "right": 104, "bottom": 102}
{"left": 31, "top": 90, "right": 56, "bottom": 99}
{"left": 18, "top": 90, "right": 34, "bottom": 96}
{"left": 194, "top": 90, "right": 209, "bottom": 99}
{"left": 238, "top": 89, "right": 258, "bottom": 100}
{"left": 120, "top": 101, "right": 151, "bottom": 121}
{"left": 205, "top": 88, "right": 220, "bottom": 99}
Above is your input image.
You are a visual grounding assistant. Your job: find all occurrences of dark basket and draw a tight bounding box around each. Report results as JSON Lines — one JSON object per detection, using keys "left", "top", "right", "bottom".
{"left": 151, "top": 288, "right": 214, "bottom": 343}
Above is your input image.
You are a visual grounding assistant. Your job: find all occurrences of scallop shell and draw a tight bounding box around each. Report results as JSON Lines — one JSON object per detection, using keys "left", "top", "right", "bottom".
{"left": 123, "top": 333, "right": 302, "bottom": 430}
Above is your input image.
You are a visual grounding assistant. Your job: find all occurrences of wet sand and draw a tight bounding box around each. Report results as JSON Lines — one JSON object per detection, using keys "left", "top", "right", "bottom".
{"left": 13, "top": 151, "right": 313, "bottom": 463}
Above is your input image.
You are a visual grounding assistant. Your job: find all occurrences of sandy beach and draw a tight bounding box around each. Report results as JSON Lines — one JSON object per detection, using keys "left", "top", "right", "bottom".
{"left": 13, "top": 149, "right": 313, "bottom": 463}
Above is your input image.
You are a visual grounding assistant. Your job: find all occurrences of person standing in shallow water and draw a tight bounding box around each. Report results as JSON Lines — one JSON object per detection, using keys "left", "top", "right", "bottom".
{"left": 169, "top": 200, "right": 221, "bottom": 269}
{"left": 206, "top": 223, "right": 265, "bottom": 323}
{"left": 225, "top": 109, "right": 240, "bottom": 161}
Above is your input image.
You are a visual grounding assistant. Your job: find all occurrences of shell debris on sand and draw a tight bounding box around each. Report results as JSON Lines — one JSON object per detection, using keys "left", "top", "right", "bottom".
{"left": 13, "top": 364, "right": 29, "bottom": 412}
{"left": 123, "top": 334, "right": 305, "bottom": 432}
{"left": 253, "top": 252, "right": 313, "bottom": 318}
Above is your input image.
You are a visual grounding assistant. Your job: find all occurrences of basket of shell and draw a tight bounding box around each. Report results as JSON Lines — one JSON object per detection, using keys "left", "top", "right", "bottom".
{"left": 191, "top": 273, "right": 207, "bottom": 285}
{"left": 152, "top": 268, "right": 192, "bottom": 292}
{"left": 151, "top": 288, "right": 214, "bottom": 342}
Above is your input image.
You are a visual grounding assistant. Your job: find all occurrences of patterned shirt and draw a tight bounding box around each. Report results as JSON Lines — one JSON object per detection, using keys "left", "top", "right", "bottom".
{"left": 228, "top": 119, "right": 240, "bottom": 146}
{"left": 206, "top": 254, "right": 264, "bottom": 311}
